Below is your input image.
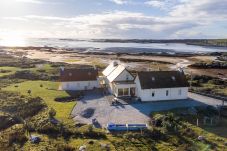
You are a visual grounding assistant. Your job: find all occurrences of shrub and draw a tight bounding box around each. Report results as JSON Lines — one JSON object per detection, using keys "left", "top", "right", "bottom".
{"left": 57, "top": 144, "right": 75, "bottom": 151}
{"left": 152, "top": 113, "right": 180, "bottom": 133}
{"left": 0, "top": 124, "right": 27, "bottom": 148}
{"left": 0, "top": 91, "right": 46, "bottom": 119}
{"left": 49, "top": 108, "right": 56, "bottom": 118}
{"left": 9, "top": 70, "right": 51, "bottom": 81}
{"left": 144, "top": 128, "right": 164, "bottom": 140}
{"left": 0, "top": 113, "right": 19, "bottom": 130}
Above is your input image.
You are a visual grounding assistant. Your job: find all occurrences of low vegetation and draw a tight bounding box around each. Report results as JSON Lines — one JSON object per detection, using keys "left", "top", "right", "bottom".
{"left": 188, "top": 74, "right": 227, "bottom": 97}
{"left": 189, "top": 61, "right": 227, "bottom": 69}
{"left": 0, "top": 52, "right": 227, "bottom": 150}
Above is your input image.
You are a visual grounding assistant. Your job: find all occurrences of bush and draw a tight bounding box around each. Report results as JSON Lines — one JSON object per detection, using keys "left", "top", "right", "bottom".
{"left": 54, "top": 96, "right": 76, "bottom": 102}
{"left": 0, "top": 124, "right": 27, "bottom": 148}
{"left": 152, "top": 113, "right": 180, "bottom": 133}
{"left": 49, "top": 108, "right": 56, "bottom": 118}
{"left": 57, "top": 144, "right": 75, "bottom": 151}
{"left": 9, "top": 70, "right": 51, "bottom": 81}
{"left": 0, "top": 113, "right": 19, "bottom": 130}
{"left": 144, "top": 128, "right": 164, "bottom": 140}
{"left": 0, "top": 91, "right": 46, "bottom": 119}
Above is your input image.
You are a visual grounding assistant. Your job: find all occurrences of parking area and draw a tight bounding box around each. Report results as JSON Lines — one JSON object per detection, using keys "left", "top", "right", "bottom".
{"left": 71, "top": 90, "right": 211, "bottom": 128}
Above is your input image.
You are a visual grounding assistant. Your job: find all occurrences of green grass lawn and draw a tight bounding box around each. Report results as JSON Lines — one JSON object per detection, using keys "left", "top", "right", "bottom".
{"left": 0, "top": 66, "right": 21, "bottom": 77}
{"left": 3, "top": 80, "right": 76, "bottom": 122}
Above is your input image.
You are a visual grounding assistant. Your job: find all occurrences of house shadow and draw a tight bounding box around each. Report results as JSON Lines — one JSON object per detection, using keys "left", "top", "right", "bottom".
{"left": 66, "top": 89, "right": 105, "bottom": 104}
{"left": 129, "top": 98, "right": 208, "bottom": 116}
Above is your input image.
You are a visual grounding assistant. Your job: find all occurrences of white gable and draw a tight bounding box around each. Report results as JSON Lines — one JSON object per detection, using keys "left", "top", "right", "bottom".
{"left": 107, "top": 65, "right": 126, "bottom": 82}
{"left": 114, "top": 69, "right": 134, "bottom": 82}
{"left": 102, "top": 61, "right": 118, "bottom": 76}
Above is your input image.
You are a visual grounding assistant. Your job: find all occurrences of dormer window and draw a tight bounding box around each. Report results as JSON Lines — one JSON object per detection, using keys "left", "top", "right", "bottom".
{"left": 172, "top": 76, "right": 175, "bottom": 81}
{"left": 126, "top": 75, "right": 129, "bottom": 81}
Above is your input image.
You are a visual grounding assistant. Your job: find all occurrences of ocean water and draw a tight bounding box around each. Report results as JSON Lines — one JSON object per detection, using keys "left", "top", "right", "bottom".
{"left": 0, "top": 38, "right": 227, "bottom": 54}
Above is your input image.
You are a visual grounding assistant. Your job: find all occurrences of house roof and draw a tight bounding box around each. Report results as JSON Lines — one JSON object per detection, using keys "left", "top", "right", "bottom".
{"left": 107, "top": 64, "right": 126, "bottom": 82}
{"left": 102, "top": 61, "right": 118, "bottom": 77}
{"left": 60, "top": 68, "right": 98, "bottom": 82}
{"left": 137, "top": 71, "right": 189, "bottom": 89}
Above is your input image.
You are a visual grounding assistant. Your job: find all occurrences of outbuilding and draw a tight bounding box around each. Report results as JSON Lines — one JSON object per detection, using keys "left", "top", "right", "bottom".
{"left": 59, "top": 68, "right": 99, "bottom": 91}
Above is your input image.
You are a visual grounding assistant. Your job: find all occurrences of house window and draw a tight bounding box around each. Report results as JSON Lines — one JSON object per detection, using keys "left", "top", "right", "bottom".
{"left": 118, "top": 89, "right": 124, "bottom": 96}
{"left": 151, "top": 91, "right": 155, "bottom": 97}
{"left": 178, "top": 89, "right": 182, "bottom": 95}
{"left": 166, "top": 90, "right": 169, "bottom": 96}
{"left": 118, "top": 88, "right": 129, "bottom": 96}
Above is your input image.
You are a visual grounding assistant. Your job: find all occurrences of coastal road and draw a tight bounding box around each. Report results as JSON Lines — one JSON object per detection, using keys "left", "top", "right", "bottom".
{"left": 188, "top": 92, "right": 226, "bottom": 106}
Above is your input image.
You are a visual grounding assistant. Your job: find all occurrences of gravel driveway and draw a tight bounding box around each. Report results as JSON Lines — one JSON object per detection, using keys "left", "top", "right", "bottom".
{"left": 71, "top": 90, "right": 209, "bottom": 127}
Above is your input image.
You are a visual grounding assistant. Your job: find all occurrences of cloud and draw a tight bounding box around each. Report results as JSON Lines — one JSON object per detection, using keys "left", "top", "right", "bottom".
{"left": 145, "top": 1, "right": 166, "bottom": 9}
{"left": 15, "top": 0, "right": 44, "bottom": 4}
{"left": 109, "top": 0, "right": 129, "bottom": 5}
{"left": 1, "top": 0, "right": 227, "bottom": 38}
{"left": 145, "top": 0, "right": 183, "bottom": 10}
{"left": 1, "top": 11, "right": 198, "bottom": 38}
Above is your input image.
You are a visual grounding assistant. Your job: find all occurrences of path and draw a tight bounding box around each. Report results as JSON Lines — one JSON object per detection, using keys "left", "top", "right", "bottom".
{"left": 188, "top": 92, "right": 226, "bottom": 106}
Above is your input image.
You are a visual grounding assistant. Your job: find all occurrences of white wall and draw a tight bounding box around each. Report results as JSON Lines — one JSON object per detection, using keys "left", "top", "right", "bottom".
{"left": 135, "top": 76, "right": 188, "bottom": 101}
{"left": 113, "top": 70, "right": 134, "bottom": 82}
{"left": 60, "top": 80, "right": 99, "bottom": 91}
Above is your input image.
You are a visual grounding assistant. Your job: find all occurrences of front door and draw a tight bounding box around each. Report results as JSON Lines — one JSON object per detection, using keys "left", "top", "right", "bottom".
{"left": 130, "top": 87, "right": 136, "bottom": 97}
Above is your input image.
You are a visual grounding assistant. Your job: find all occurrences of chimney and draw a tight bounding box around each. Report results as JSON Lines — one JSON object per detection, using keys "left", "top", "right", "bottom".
{"left": 60, "top": 66, "right": 64, "bottom": 71}
{"left": 113, "top": 61, "right": 118, "bottom": 67}
{"left": 178, "top": 67, "right": 184, "bottom": 74}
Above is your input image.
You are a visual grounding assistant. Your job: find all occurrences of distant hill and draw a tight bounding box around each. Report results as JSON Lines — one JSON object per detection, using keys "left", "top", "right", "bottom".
{"left": 92, "top": 39, "right": 227, "bottom": 47}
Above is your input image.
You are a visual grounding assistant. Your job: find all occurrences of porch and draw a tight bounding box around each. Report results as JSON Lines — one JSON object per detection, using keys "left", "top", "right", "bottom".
{"left": 112, "top": 81, "right": 136, "bottom": 97}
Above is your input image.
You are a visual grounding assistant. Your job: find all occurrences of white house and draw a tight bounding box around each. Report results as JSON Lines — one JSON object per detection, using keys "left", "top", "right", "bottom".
{"left": 102, "top": 62, "right": 189, "bottom": 101}
{"left": 134, "top": 71, "right": 189, "bottom": 101}
{"left": 102, "top": 61, "right": 136, "bottom": 97}
{"left": 59, "top": 68, "right": 99, "bottom": 91}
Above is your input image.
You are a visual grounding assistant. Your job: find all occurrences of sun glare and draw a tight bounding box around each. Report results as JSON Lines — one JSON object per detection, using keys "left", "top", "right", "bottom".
{"left": 0, "top": 36, "right": 27, "bottom": 47}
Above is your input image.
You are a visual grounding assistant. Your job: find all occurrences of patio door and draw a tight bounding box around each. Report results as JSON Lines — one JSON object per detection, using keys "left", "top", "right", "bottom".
{"left": 118, "top": 88, "right": 129, "bottom": 96}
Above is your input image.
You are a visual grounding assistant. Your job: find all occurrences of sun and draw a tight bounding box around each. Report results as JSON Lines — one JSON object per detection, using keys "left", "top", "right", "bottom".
{"left": 0, "top": 36, "right": 27, "bottom": 47}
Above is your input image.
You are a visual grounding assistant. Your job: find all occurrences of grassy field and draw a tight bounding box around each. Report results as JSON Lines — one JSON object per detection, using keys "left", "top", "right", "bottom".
{"left": 201, "top": 83, "right": 227, "bottom": 96}
{"left": 0, "top": 66, "right": 21, "bottom": 77}
{"left": 3, "top": 81, "right": 75, "bottom": 122}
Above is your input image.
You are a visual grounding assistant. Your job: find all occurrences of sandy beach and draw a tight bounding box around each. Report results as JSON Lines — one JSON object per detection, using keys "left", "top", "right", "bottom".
{"left": 1, "top": 47, "right": 226, "bottom": 79}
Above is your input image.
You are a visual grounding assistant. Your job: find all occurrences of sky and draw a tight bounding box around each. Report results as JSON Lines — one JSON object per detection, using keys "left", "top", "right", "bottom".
{"left": 0, "top": 0, "right": 227, "bottom": 39}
